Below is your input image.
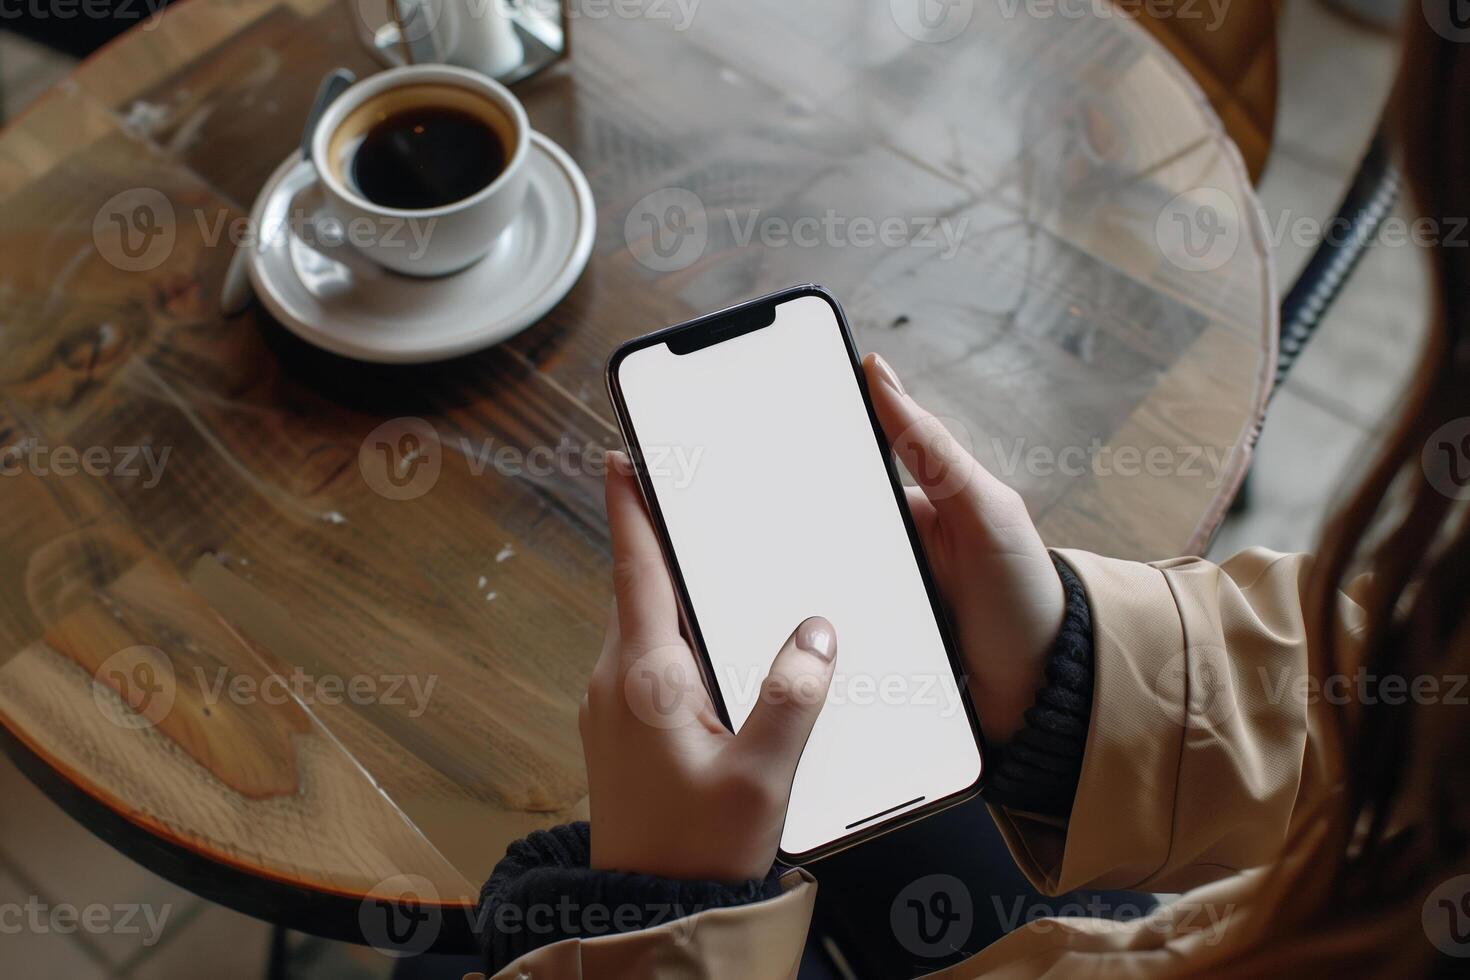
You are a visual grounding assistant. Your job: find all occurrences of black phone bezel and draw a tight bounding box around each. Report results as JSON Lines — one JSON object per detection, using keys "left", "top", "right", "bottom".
{"left": 604, "top": 283, "right": 988, "bottom": 864}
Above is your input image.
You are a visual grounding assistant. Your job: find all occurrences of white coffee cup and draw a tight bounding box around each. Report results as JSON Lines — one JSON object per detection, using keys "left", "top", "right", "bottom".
{"left": 311, "top": 64, "right": 530, "bottom": 277}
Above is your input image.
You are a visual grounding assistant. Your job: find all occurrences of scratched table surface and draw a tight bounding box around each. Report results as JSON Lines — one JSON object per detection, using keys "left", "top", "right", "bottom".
{"left": 0, "top": 0, "right": 1273, "bottom": 952}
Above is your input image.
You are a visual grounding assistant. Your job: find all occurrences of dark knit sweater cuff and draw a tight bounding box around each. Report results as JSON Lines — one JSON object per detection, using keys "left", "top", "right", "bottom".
{"left": 478, "top": 822, "right": 784, "bottom": 973}
{"left": 982, "top": 553, "right": 1095, "bottom": 818}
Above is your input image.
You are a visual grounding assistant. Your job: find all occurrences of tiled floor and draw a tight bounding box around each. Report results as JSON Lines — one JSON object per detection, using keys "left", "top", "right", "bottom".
{"left": 0, "top": 2, "right": 1428, "bottom": 977}
{"left": 0, "top": 747, "right": 402, "bottom": 978}
{"left": 0, "top": 754, "right": 276, "bottom": 979}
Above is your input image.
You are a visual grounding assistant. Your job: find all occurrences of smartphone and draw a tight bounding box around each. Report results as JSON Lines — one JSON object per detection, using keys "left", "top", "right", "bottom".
{"left": 605, "top": 284, "right": 985, "bottom": 862}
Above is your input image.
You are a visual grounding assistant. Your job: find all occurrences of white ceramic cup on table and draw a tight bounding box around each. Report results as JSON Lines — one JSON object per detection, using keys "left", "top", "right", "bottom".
{"left": 310, "top": 64, "right": 530, "bottom": 277}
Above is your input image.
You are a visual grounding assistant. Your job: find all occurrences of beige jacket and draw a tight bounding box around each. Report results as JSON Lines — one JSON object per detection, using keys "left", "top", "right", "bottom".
{"left": 490, "top": 548, "right": 1424, "bottom": 978}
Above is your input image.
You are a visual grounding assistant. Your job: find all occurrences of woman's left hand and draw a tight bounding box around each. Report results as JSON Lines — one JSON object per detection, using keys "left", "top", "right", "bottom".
{"left": 580, "top": 452, "right": 839, "bottom": 882}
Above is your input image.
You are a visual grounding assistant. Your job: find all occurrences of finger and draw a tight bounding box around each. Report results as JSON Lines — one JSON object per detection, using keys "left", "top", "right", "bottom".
{"left": 605, "top": 451, "right": 681, "bottom": 650}
{"left": 864, "top": 353, "right": 1016, "bottom": 518}
{"left": 736, "top": 617, "right": 838, "bottom": 771}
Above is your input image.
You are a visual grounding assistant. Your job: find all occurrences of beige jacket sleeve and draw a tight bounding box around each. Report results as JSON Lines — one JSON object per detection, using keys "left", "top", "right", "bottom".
{"left": 992, "top": 547, "right": 1343, "bottom": 895}
{"left": 491, "top": 547, "right": 1355, "bottom": 978}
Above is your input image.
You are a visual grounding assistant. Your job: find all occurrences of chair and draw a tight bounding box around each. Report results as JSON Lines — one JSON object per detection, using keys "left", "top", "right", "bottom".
{"left": 1274, "top": 126, "right": 1401, "bottom": 394}
{"left": 1124, "top": 0, "right": 1282, "bottom": 184}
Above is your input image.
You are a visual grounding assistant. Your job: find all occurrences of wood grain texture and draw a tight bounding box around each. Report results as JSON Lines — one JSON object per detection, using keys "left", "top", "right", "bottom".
{"left": 0, "top": 0, "right": 1275, "bottom": 947}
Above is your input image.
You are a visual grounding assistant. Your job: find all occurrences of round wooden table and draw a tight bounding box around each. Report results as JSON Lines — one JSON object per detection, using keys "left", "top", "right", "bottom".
{"left": 0, "top": 0, "right": 1274, "bottom": 955}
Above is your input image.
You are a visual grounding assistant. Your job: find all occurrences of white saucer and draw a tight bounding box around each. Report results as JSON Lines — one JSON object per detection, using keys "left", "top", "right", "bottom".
{"left": 245, "top": 131, "right": 594, "bottom": 363}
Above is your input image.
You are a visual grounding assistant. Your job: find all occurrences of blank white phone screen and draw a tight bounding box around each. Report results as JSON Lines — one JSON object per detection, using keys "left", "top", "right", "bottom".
{"left": 615, "top": 294, "right": 982, "bottom": 856}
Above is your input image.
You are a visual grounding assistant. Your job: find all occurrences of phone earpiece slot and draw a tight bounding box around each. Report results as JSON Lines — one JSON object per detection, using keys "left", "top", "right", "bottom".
{"left": 666, "top": 301, "right": 777, "bottom": 354}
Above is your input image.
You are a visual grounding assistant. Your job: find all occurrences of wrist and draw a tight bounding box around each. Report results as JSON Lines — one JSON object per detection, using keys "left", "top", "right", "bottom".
{"left": 971, "top": 563, "right": 1068, "bottom": 744}
{"left": 481, "top": 822, "right": 784, "bottom": 973}
{"left": 982, "top": 553, "right": 1094, "bottom": 817}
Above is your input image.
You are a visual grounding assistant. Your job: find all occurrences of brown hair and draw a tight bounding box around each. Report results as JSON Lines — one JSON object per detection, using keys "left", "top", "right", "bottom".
{"left": 1290, "top": 5, "right": 1470, "bottom": 973}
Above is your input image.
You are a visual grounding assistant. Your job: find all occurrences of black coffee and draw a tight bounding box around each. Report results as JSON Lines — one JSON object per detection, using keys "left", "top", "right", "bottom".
{"left": 351, "top": 106, "right": 506, "bottom": 210}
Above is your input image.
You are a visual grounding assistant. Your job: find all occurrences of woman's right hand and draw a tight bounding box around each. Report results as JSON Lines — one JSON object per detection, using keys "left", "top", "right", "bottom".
{"left": 863, "top": 353, "right": 1067, "bottom": 744}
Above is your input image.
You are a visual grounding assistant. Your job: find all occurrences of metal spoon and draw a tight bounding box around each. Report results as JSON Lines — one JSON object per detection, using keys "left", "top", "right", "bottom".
{"left": 219, "top": 68, "right": 357, "bottom": 317}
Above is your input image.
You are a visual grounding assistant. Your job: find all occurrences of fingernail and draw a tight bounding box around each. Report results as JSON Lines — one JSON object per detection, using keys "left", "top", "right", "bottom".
{"left": 604, "top": 449, "right": 630, "bottom": 475}
{"left": 871, "top": 354, "right": 905, "bottom": 395}
{"left": 795, "top": 618, "right": 836, "bottom": 661}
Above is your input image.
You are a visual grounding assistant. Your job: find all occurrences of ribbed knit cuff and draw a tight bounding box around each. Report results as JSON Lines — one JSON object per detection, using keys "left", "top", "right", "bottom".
{"left": 982, "top": 553, "right": 1095, "bottom": 818}
{"left": 478, "top": 822, "right": 784, "bottom": 973}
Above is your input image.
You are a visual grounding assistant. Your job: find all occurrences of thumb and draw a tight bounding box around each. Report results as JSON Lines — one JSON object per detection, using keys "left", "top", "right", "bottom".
{"left": 736, "top": 617, "right": 838, "bottom": 772}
